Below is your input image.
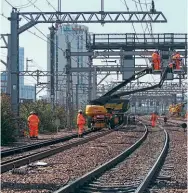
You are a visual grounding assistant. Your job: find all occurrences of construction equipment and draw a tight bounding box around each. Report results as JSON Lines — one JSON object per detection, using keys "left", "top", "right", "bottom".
{"left": 169, "top": 102, "right": 187, "bottom": 117}
{"left": 85, "top": 66, "right": 171, "bottom": 129}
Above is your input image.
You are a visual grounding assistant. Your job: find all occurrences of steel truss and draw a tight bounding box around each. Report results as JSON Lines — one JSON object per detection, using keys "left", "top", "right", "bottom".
{"left": 97, "top": 82, "right": 187, "bottom": 96}
{"left": 87, "top": 33, "right": 187, "bottom": 50}
{"left": 18, "top": 11, "right": 167, "bottom": 33}
{"left": 0, "top": 34, "right": 9, "bottom": 48}
{"left": 3, "top": 6, "right": 168, "bottom": 118}
{"left": 69, "top": 50, "right": 186, "bottom": 57}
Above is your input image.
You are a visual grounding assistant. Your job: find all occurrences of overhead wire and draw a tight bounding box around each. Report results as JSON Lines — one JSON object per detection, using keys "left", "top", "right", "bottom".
{"left": 4, "top": 0, "right": 14, "bottom": 8}
{"left": 137, "top": 0, "right": 158, "bottom": 82}
{"left": 45, "top": 0, "right": 57, "bottom": 11}
{"left": 13, "top": 0, "right": 38, "bottom": 9}
{"left": 131, "top": 0, "right": 151, "bottom": 5}
{"left": 121, "top": 0, "right": 158, "bottom": 83}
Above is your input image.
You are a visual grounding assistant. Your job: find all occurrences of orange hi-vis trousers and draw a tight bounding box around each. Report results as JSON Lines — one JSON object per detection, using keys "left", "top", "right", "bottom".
{"left": 29, "top": 125, "right": 39, "bottom": 137}
{"left": 153, "top": 60, "right": 161, "bottom": 70}
{"left": 78, "top": 124, "right": 84, "bottom": 135}
{"left": 175, "top": 61, "right": 180, "bottom": 69}
{"left": 151, "top": 120, "right": 156, "bottom": 127}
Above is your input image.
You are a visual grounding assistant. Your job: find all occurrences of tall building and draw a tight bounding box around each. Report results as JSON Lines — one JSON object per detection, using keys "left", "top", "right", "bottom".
{"left": 1, "top": 47, "right": 36, "bottom": 101}
{"left": 47, "top": 24, "right": 89, "bottom": 108}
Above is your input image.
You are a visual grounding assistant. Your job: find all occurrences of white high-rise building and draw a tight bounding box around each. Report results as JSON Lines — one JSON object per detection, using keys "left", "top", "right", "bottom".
{"left": 47, "top": 24, "right": 89, "bottom": 108}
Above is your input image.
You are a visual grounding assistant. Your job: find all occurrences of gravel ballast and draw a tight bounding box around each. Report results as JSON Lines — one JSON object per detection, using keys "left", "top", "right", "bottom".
{"left": 80, "top": 127, "right": 165, "bottom": 192}
{"left": 1, "top": 126, "right": 145, "bottom": 193}
{"left": 1, "top": 129, "right": 109, "bottom": 163}
{"left": 148, "top": 127, "right": 187, "bottom": 193}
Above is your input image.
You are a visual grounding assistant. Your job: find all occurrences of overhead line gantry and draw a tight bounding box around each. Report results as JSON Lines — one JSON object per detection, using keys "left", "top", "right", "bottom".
{"left": 7, "top": 6, "right": 167, "bottom": 121}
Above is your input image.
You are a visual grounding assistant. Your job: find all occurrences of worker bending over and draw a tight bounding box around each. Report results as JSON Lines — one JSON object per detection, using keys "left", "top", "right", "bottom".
{"left": 28, "top": 112, "right": 40, "bottom": 139}
{"left": 172, "top": 51, "right": 181, "bottom": 69}
{"left": 152, "top": 51, "right": 161, "bottom": 70}
{"left": 77, "top": 110, "right": 86, "bottom": 137}
{"left": 151, "top": 112, "right": 158, "bottom": 127}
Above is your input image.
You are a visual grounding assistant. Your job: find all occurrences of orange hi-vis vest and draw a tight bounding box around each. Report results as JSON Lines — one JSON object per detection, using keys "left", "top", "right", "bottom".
{"left": 172, "top": 53, "right": 180, "bottom": 60}
{"left": 28, "top": 115, "right": 40, "bottom": 127}
{"left": 152, "top": 53, "right": 160, "bottom": 61}
{"left": 77, "top": 114, "right": 86, "bottom": 125}
{"left": 151, "top": 113, "right": 157, "bottom": 121}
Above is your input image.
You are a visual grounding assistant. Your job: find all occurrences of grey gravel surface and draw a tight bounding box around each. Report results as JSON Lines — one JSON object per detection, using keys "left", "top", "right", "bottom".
{"left": 1, "top": 129, "right": 78, "bottom": 151}
{"left": 1, "top": 126, "right": 144, "bottom": 193}
{"left": 1, "top": 129, "right": 108, "bottom": 163}
{"left": 148, "top": 127, "right": 187, "bottom": 193}
{"left": 80, "top": 127, "right": 165, "bottom": 193}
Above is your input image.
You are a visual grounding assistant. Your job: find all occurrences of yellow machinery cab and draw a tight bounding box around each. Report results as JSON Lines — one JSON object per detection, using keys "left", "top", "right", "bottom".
{"left": 85, "top": 105, "right": 108, "bottom": 129}
{"left": 85, "top": 105, "right": 107, "bottom": 117}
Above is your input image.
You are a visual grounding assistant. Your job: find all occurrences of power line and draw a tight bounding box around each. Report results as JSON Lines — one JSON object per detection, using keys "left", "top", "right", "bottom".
{"left": 131, "top": 0, "right": 151, "bottom": 5}
{"left": 0, "top": 13, "right": 8, "bottom": 19}
{"left": 27, "top": 0, "right": 43, "bottom": 12}
{"left": 14, "top": 0, "right": 38, "bottom": 9}
{"left": 45, "top": 0, "right": 56, "bottom": 11}
{"left": 4, "top": 0, "right": 14, "bottom": 8}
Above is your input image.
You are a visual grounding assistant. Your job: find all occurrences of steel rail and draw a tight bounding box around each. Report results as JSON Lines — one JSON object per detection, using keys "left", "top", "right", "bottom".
{"left": 135, "top": 125, "right": 169, "bottom": 193}
{"left": 53, "top": 121, "right": 148, "bottom": 193}
{"left": 1, "top": 128, "right": 98, "bottom": 158}
{"left": 1, "top": 129, "right": 113, "bottom": 173}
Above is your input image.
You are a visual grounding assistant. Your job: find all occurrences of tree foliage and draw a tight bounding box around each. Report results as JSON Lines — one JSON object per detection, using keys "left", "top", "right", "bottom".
{"left": 20, "top": 100, "right": 67, "bottom": 133}
{"left": 1, "top": 94, "right": 17, "bottom": 145}
{"left": 1, "top": 95, "right": 75, "bottom": 145}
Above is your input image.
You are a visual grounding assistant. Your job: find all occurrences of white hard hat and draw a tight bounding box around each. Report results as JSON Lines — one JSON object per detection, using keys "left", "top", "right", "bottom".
{"left": 78, "top": 109, "right": 82, "bottom": 113}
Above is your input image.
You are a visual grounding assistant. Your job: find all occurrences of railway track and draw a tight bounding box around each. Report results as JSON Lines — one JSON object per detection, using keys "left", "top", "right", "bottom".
{"left": 147, "top": 123, "right": 187, "bottom": 192}
{"left": 1, "top": 128, "right": 99, "bottom": 158}
{"left": 1, "top": 128, "right": 113, "bottom": 173}
{"left": 1, "top": 122, "right": 146, "bottom": 193}
{"left": 54, "top": 121, "right": 169, "bottom": 193}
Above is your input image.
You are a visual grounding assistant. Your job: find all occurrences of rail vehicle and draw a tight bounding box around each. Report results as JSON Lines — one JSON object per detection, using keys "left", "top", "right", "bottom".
{"left": 85, "top": 66, "right": 172, "bottom": 129}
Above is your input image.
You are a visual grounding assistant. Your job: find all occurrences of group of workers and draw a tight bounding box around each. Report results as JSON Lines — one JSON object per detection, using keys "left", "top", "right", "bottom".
{"left": 151, "top": 50, "right": 182, "bottom": 70}
{"left": 27, "top": 110, "right": 86, "bottom": 139}
{"left": 26, "top": 109, "right": 176, "bottom": 139}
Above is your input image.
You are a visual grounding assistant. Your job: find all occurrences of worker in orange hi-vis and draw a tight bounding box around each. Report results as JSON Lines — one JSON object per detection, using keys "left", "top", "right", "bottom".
{"left": 152, "top": 51, "right": 161, "bottom": 70}
{"left": 27, "top": 112, "right": 40, "bottom": 139}
{"left": 151, "top": 112, "right": 158, "bottom": 127}
{"left": 77, "top": 110, "right": 86, "bottom": 137}
{"left": 172, "top": 51, "right": 181, "bottom": 69}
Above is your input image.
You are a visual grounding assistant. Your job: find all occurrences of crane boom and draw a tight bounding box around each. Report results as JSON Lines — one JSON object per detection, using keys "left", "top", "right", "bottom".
{"left": 90, "top": 67, "right": 170, "bottom": 105}
{"left": 90, "top": 67, "right": 152, "bottom": 105}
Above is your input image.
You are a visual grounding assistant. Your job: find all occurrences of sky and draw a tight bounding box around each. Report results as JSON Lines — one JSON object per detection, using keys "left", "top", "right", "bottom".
{"left": 0, "top": 0, "right": 187, "bottom": 96}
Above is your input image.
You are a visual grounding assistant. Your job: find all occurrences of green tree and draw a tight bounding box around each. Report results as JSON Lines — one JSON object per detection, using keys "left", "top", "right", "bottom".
{"left": 1, "top": 94, "right": 16, "bottom": 145}
{"left": 20, "top": 100, "right": 67, "bottom": 133}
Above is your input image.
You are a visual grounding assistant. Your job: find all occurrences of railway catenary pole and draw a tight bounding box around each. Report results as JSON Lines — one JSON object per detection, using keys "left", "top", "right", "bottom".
{"left": 88, "top": 53, "right": 93, "bottom": 101}
{"left": 55, "top": 32, "right": 59, "bottom": 105}
{"left": 9, "top": 8, "right": 19, "bottom": 116}
{"left": 65, "top": 42, "right": 73, "bottom": 129}
{"left": 49, "top": 26, "right": 56, "bottom": 113}
{"left": 7, "top": 7, "right": 168, "bottom": 116}
{"left": 7, "top": 34, "right": 11, "bottom": 95}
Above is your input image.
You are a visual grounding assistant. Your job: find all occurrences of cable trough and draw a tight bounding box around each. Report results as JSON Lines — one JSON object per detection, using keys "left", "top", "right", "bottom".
{"left": 54, "top": 122, "right": 169, "bottom": 193}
